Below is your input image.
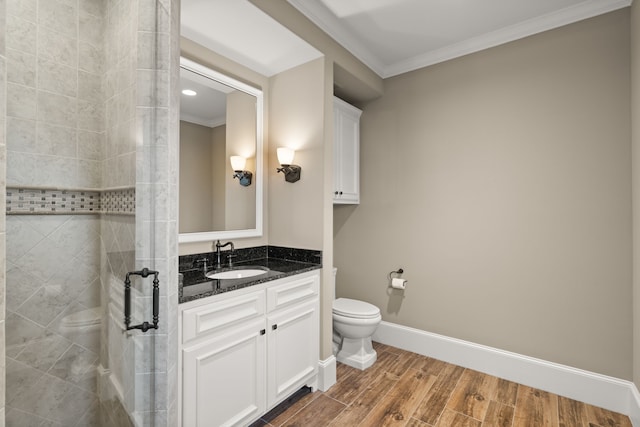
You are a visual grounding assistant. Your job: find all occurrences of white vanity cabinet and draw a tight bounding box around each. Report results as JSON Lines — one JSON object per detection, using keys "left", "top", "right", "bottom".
{"left": 266, "top": 274, "right": 319, "bottom": 405}
{"left": 333, "top": 96, "right": 362, "bottom": 204}
{"left": 179, "top": 270, "right": 320, "bottom": 427}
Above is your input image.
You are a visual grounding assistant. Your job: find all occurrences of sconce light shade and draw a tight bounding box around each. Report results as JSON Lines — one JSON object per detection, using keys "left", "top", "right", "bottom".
{"left": 276, "top": 147, "right": 301, "bottom": 183}
{"left": 276, "top": 147, "right": 295, "bottom": 166}
{"left": 230, "top": 156, "right": 252, "bottom": 187}
{"left": 230, "top": 156, "right": 246, "bottom": 171}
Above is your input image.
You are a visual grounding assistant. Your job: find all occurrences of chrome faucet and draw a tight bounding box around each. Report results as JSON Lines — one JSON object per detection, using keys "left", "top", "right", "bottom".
{"left": 214, "top": 240, "right": 235, "bottom": 268}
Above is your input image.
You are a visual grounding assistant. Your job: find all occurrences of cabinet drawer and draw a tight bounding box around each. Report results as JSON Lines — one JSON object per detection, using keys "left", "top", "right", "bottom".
{"left": 267, "top": 274, "right": 319, "bottom": 312}
{"left": 182, "top": 291, "right": 266, "bottom": 343}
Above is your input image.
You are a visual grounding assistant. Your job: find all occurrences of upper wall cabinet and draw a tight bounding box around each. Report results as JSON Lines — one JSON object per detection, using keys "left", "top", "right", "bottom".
{"left": 333, "top": 97, "right": 362, "bottom": 204}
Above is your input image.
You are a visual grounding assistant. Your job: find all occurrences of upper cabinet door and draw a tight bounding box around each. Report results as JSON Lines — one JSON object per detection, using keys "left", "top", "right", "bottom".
{"left": 334, "top": 97, "right": 362, "bottom": 204}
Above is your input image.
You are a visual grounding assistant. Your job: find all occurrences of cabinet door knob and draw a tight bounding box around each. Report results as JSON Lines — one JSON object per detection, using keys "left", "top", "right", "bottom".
{"left": 260, "top": 329, "right": 266, "bottom": 335}
{"left": 339, "top": 191, "right": 343, "bottom": 195}
{"left": 272, "top": 324, "right": 278, "bottom": 330}
{"left": 334, "top": 191, "right": 339, "bottom": 195}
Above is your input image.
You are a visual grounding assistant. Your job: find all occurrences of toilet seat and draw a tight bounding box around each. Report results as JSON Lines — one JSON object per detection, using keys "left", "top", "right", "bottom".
{"left": 333, "top": 298, "right": 380, "bottom": 319}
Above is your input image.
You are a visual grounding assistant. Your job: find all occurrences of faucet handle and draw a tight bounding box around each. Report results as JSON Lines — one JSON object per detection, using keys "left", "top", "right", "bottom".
{"left": 193, "top": 258, "right": 209, "bottom": 272}
{"left": 226, "top": 252, "right": 237, "bottom": 267}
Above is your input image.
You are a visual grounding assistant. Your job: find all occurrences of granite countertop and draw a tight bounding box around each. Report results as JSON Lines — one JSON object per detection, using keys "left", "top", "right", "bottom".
{"left": 179, "top": 246, "right": 322, "bottom": 303}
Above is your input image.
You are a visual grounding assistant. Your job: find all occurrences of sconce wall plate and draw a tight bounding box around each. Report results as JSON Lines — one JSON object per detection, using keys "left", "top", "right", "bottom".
{"left": 233, "top": 170, "right": 253, "bottom": 186}
{"left": 277, "top": 165, "right": 301, "bottom": 183}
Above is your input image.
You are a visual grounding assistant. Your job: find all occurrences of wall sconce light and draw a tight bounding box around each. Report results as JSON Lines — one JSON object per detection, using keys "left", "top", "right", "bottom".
{"left": 276, "top": 147, "right": 301, "bottom": 183}
{"left": 230, "top": 156, "right": 252, "bottom": 186}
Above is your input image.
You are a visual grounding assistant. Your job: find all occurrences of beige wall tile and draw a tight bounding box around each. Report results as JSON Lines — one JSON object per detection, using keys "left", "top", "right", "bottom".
{"left": 77, "top": 100, "right": 105, "bottom": 132}
{"left": 78, "top": 41, "right": 103, "bottom": 75}
{"left": 36, "top": 91, "right": 76, "bottom": 128}
{"left": 78, "top": 130, "right": 104, "bottom": 161}
{"left": 78, "top": 70, "right": 102, "bottom": 102}
{"left": 6, "top": 118, "right": 36, "bottom": 154}
{"left": 36, "top": 123, "right": 77, "bottom": 157}
{"left": 79, "top": 11, "right": 104, "bottom": 47}
{"left": 38, "top": 0, "right": 77, "bottom": 38}
{"left": 37, "top": 58, "right": 77, "bottom": 97}
{"left": 6, "top": 83, "right": 36, "bottom": 120}
{"left": 6, "top": 49, "right": 34, "bottom": 87}
{"left": 6, "top": 0, "right": 36, "bottom": 22}
{"left": 37, "top": 27, "right": 77, "bottom": 68}
{"left": 80, "top": 0, "right": 103, "bottom": 18}
{"left": 6, "top": 15, "right": 35, "bottom": 54}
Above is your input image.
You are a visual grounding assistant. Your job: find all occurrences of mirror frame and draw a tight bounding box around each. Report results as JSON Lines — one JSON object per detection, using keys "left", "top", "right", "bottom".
{"left": 178, "top": 57, "right": 264, "bottom": 243}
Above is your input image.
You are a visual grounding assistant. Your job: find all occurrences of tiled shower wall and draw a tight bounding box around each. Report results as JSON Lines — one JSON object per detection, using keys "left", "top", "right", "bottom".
{"left": 4, "top": 0, "right": 108, "bottom": 425}
{"left": 3, "top": 0, "right": 179, "bottom": 425}
{"left": 2, "top": 0, "right": 147, "bottom": 425}
{"left": 129, "top": 0, "right": 180, "bottom": 423}
{"left": 1, "top": 0, "right": 8, "bottom": 424}
{"left": 5, "top": 0, "right": 103, "bottom": 189}
{"left": 101, "top": 0, "right": 141, "bottom": 424}
{"left": 6, "top": 215, "right": 104, "bottom": 425}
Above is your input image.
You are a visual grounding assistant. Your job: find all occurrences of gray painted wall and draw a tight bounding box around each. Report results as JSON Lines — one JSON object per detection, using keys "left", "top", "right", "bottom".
{"left": 631, "top": 0, "right": 640, "bottom": 389}
{"left": 335, "top": 9, "right": 632, "bottom": 380}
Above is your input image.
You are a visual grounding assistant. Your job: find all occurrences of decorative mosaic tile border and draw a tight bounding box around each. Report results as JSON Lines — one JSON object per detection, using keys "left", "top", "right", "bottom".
{"left": 101, "top": 188, "right": 136, "bottom": 214}
{"left": 6, "top": 187, "right": 135, "bottom": 215}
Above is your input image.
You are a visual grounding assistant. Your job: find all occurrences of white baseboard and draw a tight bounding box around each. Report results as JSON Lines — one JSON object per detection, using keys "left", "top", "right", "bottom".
{"left": 317, "top": 355, "right": 337, "bottom": 391}
{"left": 630, "top": 386, "right": 640, "bottom": 426}
{"left": 373, "top": 321, "right": 639, "bottom": 419}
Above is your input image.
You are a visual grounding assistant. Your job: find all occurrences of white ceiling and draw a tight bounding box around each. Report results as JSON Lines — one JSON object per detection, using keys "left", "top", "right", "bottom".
{"left": 181, "top": 0, "right": 322, "bottom": 77}
{"left": 181, "top": 0, "right": 631, "bottom": 81}
{"left": 288, "top": 0, "right": 632, "bottom": 78}
{"left": 180, "top": 67, "right": 231, "bottom": 128}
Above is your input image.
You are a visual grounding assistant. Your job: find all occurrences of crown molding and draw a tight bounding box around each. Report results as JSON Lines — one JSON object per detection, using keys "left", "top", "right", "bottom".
{"left": 179, "top": 113, "right": 225, "bottom": 129}
{"left": 289, "top": 0, "right": 632, "bottom": 79}
{"left": 384, "top": 0, "right": 632, "bottom": 77}
{"left": 286, "top": 0, "right": 387, "bottom": 76}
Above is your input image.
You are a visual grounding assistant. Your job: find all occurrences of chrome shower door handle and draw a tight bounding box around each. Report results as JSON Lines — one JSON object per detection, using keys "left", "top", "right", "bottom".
{"left": 124, "top": 268, "right": 160, "bottom": 333}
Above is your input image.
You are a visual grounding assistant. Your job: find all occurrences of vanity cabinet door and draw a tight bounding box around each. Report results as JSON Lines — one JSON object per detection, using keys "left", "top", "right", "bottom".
{"left": 182, "top": 318, "right": 266, "bottom": 427}
{"left": 334, "top": 96, "right": 362, "bottom": 204}
{"left": 266, "top": 299, "right": 319, "bottom": 407}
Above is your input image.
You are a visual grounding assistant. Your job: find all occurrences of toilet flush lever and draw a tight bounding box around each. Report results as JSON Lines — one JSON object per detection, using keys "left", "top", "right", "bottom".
{"left": 124, "top": 268, "right": 160, "bottom": 333}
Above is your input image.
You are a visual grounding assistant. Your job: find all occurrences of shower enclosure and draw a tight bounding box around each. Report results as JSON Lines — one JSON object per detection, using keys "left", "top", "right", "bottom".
{"left": 3, "top": 0, "right": 179, "bottom": 425}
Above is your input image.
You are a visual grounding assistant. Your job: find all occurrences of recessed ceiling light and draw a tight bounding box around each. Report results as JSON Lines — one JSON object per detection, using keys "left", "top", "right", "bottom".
{"left": 182, "top": 89, "right": 197, "bottom": 96}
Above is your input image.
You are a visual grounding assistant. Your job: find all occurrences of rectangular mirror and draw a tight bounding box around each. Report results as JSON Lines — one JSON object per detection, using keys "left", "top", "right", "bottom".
{"left": 178, "top": 57, "right": 263, "bottom": 243}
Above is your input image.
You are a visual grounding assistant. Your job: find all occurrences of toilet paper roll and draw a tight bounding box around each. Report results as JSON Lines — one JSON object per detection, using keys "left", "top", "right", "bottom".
{"left": 391, "top": 278, "right": 407, "bottom": 290}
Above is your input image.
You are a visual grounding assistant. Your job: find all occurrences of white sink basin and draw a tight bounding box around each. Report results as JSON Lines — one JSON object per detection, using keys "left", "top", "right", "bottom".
{"left": 206, "top": 268, "right": 268, "bottom": 280}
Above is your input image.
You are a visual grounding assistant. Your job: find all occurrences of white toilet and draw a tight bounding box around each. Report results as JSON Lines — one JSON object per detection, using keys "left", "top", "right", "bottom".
{"left": 332, "top": 268, "right": 382, "bottom": 370}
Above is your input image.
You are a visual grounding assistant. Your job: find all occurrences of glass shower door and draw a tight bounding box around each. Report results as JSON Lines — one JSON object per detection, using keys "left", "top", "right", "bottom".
{"left": 3, "top": 0, "right": 178, "bottom": 426}
{"left": 103, "top": 0, "right": 179, "bottom": 425}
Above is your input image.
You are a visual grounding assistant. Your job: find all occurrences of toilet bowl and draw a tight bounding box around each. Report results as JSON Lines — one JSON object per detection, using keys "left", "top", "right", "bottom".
{"left": 332, "top": 268, "right": 382, "bottom": 370}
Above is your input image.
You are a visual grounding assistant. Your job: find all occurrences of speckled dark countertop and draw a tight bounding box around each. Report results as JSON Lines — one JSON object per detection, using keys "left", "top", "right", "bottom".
{"left": 179, "top": 246, "right": 322, "bottom": 303}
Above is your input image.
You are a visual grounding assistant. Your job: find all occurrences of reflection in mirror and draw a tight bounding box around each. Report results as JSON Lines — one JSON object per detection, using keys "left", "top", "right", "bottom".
{"left": 179, "top": 57, "right": 263, "bottom": 243}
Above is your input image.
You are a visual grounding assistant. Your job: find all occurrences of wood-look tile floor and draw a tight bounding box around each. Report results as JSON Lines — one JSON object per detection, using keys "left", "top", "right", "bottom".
{"left": 250, "top": 342, "right": 632, "bottom": 427}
